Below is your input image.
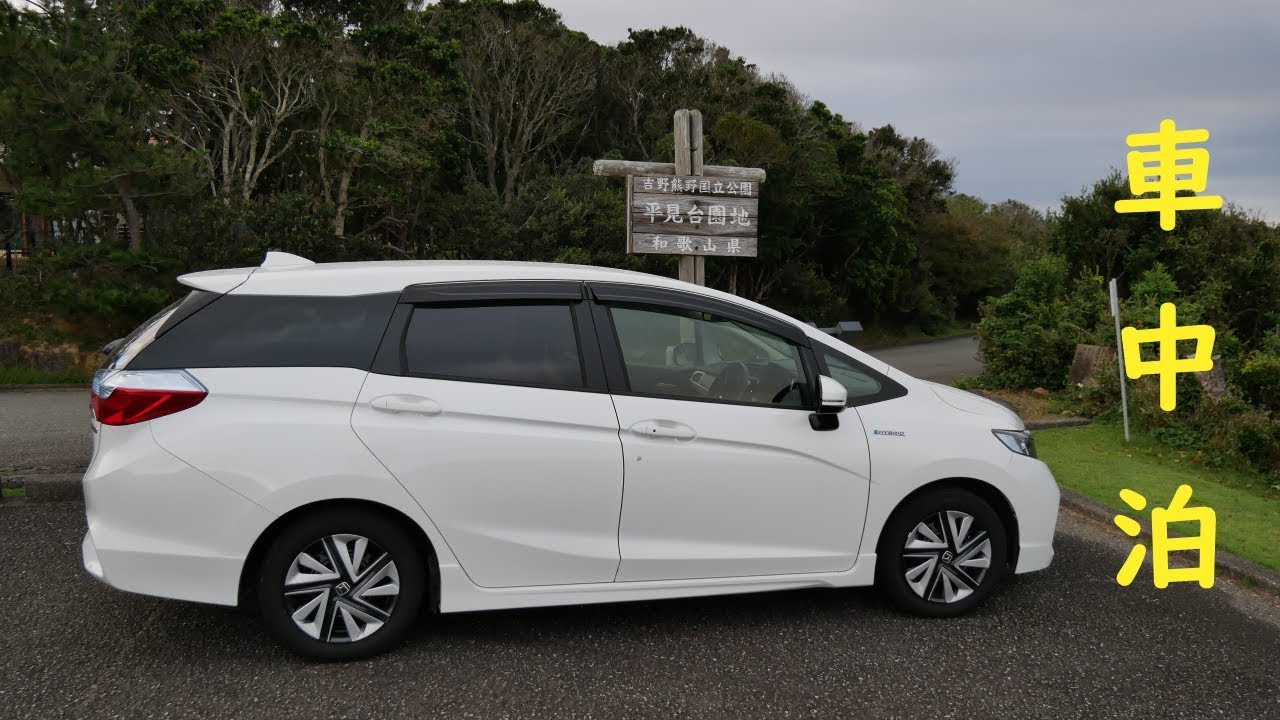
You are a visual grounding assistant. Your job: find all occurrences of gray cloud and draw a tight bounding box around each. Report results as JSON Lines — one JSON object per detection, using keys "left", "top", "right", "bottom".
{"left": 545, "top": 0, "right": 1280, "bottom": 219}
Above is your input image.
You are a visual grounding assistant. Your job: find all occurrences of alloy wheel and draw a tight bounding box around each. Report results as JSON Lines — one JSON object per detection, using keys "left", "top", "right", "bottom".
{"left": 282, "top": 534, "right": 401, "bottom": 643}
{"left": 901, "top": 510, "right": 993, "bottom": 604}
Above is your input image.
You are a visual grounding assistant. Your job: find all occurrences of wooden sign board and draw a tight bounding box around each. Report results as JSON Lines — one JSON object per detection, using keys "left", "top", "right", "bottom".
{"left": 627, "top": 174, "right": 758, "bottom": 257}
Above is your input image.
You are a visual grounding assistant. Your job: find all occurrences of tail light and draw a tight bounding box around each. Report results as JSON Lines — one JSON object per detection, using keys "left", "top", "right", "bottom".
{"left": 91, "top": 369, "right": 208, "bottom": 426}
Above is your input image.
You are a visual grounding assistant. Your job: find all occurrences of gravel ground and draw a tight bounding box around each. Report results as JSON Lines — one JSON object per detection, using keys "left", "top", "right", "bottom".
{"left": 1, "top": 502, "right": 1277, "bottom": 719}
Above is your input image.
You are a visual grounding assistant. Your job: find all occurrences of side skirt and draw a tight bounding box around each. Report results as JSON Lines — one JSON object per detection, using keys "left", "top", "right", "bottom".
{"left": 437, "top": 552, "right": 879, "bottom": 614}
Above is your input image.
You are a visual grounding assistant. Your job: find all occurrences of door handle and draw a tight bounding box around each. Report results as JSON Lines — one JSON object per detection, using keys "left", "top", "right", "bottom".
{"left": 629, "top": 420, "right": 696, "bottom": 440}
{"left": 370, "top": 394, "right": 442, "bottom": 416}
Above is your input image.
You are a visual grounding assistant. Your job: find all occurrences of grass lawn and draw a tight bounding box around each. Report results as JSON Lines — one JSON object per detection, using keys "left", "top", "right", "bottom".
{"left": 1036, "top": 422, "right": 1280, "bottom": 571}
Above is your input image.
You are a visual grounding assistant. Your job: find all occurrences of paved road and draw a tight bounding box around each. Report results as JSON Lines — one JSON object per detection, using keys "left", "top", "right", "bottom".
{"left": 2, "top": 502, "right": 1277, "bottom": 719}
{"left": 0, "top": 388, "right": 91, "bottom": 475}
{"left": 866, "top": 335, "right": 981, "bottom": 384}
{"left": 0, "top": 337, "right": 982, "bottom": 476}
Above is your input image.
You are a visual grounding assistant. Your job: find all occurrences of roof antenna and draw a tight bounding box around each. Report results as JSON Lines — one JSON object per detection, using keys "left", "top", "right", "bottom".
{"left": 260, "top": 251, "right": 315, "bottom": 269}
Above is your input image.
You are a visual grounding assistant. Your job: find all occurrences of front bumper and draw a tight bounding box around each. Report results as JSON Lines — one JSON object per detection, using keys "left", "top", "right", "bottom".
{"left": 1007, "top": 453, "right": 1060, "bottom": 574}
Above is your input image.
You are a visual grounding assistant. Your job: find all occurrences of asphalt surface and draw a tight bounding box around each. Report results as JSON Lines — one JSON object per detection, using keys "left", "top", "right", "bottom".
{"left": 0, "top": 388, "right": 91, "bottom": 474}
{"left": 866, "top": 335, "right": 982, "bottom": 384}
{"left": 2, "top": 502, "right": 1277, "bottom": 719}
{"left": 0, "top": 337, "right": 982, "bottom": 476}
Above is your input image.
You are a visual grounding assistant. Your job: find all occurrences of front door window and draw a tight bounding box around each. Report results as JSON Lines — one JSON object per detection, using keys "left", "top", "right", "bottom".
{"left": 609, "top": 304, "right": 809, "bottom": 407}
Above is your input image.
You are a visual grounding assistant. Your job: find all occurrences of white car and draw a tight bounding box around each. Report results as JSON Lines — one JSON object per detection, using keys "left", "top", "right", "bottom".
{"left": 83, "top": 252, "right": 1059, "bottom": 660}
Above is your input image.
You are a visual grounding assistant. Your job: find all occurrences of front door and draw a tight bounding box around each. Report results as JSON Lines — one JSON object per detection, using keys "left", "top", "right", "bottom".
{"left": 352, "top": 293, "right": 624, "bottom": 588}
{"left": 598, "top": 296, "right": 871, "bottom": 582}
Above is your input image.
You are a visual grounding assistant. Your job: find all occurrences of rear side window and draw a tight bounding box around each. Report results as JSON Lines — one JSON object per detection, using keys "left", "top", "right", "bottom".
{"left": 129, "top": 294, "right": 398, "bottom": 370}
{"left": 101, "top": 297, "right": 185, "bottom": 370}
{"left": 403, "top": 304, "right": 584, "bottom": 389}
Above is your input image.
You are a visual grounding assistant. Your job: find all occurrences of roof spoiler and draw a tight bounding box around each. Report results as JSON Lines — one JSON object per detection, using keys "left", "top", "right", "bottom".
{"left": 177, "top": 251, "right": 314, "bottom": 294}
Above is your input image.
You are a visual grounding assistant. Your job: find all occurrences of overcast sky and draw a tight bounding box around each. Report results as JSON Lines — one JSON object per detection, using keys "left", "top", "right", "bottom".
{"left": 545, "top": 0, "right": 1280, "bottom": 220}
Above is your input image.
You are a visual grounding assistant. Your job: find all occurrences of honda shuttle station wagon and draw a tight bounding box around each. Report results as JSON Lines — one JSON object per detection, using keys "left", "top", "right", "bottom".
{"left": 83, "top": 252, "right": 1060, "bottom": 660}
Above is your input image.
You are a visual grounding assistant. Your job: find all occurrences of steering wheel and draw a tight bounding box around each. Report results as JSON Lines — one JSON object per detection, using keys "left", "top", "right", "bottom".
{"left": 711, "top": 362, "right": 750, "bottom": 401}
{"left": 771, "top": 381, "right": 805, "bottom": 405}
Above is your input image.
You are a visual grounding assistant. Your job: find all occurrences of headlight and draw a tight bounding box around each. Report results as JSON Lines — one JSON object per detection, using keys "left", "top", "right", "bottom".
{"left": 993, "top": 429, "right": 1037, "bottom": 458}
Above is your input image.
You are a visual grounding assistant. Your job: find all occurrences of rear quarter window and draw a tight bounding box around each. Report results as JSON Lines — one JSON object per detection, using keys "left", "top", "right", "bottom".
{"left": 128, "top": 293, "right": 399, "bottom": 370}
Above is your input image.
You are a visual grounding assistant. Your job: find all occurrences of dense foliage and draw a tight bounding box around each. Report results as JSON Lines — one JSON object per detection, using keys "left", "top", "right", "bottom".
{"left": 1, "top": 0, "right": 1027, "bottom": 340}
{"left": 972, "top": 173, "right": 1280, "bottom": 480}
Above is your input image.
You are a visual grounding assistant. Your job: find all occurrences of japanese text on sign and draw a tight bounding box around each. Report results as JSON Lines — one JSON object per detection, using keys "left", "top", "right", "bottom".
{"left": 628, "top": 174, "right": 758, "bottom": 258}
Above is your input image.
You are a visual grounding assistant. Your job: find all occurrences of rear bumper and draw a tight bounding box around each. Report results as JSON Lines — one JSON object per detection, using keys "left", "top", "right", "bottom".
{"left": 81, "top": 423, "right": 275, "bottom": 606}
{"left": 82, "top": 532, "right": 104, "bottom": 580}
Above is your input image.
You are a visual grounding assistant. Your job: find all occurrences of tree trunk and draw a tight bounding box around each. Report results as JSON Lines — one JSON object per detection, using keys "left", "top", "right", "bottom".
{"left": 116, "top": 179, "right": 143, "bottom": 250}
{"left": 333, "top": 120, "right": 370, "bottom": 238}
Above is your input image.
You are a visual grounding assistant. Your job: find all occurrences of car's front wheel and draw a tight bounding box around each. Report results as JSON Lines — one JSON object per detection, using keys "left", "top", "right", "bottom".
{"left": 876, "top": 489, "right": 1008, "bottom": 617}
{"left": 257, "top": 507, "right": 426, "bottom": 660}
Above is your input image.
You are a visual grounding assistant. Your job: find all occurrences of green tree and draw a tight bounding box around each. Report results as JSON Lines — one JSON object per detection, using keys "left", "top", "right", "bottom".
{"left": 0, "top": 0, "right": 191, "bottom": 248}
{"left": 126, "top": 0, "right": 327, "bottom": 204}
{"left": 436, "top": 0, "right": 601, "bottom": 208}
{"left": 294, "top": 0, "right": 460, "bottom": 238}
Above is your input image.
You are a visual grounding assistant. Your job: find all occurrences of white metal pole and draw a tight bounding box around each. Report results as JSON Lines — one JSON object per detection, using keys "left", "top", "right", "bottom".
{"left": 1110, "top": 278, "right": 1131, "bottom": 442}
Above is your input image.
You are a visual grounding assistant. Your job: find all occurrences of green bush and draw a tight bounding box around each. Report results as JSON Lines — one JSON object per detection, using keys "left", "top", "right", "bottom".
{"left": 973, "top": 254, "right": 1108, "bottom": 389}
{"left": 1070, "top": 355, "right": 1123, "bottom": 420}
{"left": 1236, "top": 356, "right": 1280, "bottom": 412}
{"left": 0, "top": 273, "right": 40, "bottom": 311}
{"left": 23, "top": 245, "right": 183, "bottom": 341}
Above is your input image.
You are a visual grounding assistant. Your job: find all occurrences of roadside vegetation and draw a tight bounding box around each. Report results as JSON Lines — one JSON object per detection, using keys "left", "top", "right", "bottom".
{"left": 0, "top": 367, "right": 92, "bottom": 384}
{"left": 965, "top": 171, "right": 1280, "bottom": 484}
{"left": 1037, "top": 423, "right": 1280, "bottom": 571}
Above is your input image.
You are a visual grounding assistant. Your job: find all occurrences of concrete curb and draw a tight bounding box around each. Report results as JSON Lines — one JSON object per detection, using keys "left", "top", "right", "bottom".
{"left": 1, "top": 472, "right": 84, "bottom": 503}
{"left": 25, "top": 473, "right": 86, "bottom": 502}
{"left": 1026, "top": 417, "right": 1092, "bottom": 430}
{"left": 1059, "top": 487, "right": 1280, "bottom": 598}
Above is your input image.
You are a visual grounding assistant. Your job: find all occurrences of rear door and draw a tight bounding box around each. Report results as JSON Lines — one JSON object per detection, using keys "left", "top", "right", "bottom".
{"left": 590, "top": 283, "right": 873, "bottom": 582}
{"left": 351, "top": 281, "right": 625, "bottom": 588}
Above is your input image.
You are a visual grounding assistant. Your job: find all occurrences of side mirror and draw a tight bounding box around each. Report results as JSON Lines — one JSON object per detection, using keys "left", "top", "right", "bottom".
{"left": 817, "top": 375, "right": 847, "bottom": 413}
{"left": 810, "top": 375, "right": 846, "bottom": 431}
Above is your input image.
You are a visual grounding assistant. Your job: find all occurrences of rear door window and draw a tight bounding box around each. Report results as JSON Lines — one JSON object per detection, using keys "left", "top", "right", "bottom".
{"left": 403, "top": 303, "right": 585, "bottom": 389}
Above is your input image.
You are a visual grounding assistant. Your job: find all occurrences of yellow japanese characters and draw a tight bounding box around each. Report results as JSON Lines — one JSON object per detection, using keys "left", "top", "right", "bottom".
{"left": 1121, "top": 302, "right": 1215, "bottom": 411}
{"left": 1115, "top": 485, "right": 1216, "bottom": 589}
{"left": 1114, "top": 119, "right": 1223, "bottom": 230}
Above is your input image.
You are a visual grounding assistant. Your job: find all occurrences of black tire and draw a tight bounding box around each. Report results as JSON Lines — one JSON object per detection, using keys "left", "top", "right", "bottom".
{"left": 257, "top": 507, "right": 426, "bottom": 661}
{"left": 876, "top": 488, "right": 1008, "bottom": 617}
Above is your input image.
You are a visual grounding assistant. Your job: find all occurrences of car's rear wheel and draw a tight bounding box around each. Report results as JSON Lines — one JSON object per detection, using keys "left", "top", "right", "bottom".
{"left": 876, "top": 488, "right": 1007, "bottom": 617}
{"left": 257, "top": 507, "right": 425, "bottom": 660}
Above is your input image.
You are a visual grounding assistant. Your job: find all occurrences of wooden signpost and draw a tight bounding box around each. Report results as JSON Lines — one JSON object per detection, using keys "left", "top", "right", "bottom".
{"left": 594, "top": 109, "right": 765, "bottom": 286}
